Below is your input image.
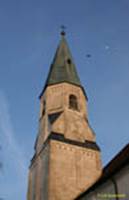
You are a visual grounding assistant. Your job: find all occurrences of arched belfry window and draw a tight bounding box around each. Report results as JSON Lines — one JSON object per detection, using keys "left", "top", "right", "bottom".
{"left": 69, "top": 95, "right": 78, "bottom": 111}
{"left": 67, "top": 58, "right": 72, "bottom": 65}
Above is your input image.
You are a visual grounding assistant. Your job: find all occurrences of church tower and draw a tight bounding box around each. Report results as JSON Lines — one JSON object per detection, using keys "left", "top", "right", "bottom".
{"left": 27, "top": 32, "right": 102, "bottom": 200}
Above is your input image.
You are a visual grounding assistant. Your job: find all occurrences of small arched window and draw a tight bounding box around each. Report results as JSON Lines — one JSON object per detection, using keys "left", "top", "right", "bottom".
{"left": 69, "top": 95, "right": 78, "bottom": 110}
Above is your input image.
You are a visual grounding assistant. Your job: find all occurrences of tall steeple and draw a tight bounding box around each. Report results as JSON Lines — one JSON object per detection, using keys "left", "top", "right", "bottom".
{"left": 27, "top": 33, "right": 102, "bottom": 200}
{"left": 40, "top": 32, "right": 82, "bottom": 97}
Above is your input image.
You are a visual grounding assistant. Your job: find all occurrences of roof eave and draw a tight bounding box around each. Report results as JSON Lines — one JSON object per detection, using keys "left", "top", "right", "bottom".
{"left": 39, "top": 81, "right": 88, "bottom": 101}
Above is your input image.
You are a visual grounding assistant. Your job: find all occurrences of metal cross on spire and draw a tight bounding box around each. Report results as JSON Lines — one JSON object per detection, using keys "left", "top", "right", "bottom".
{"left": 60, "top": 25, "right": 66, "bottom": 36}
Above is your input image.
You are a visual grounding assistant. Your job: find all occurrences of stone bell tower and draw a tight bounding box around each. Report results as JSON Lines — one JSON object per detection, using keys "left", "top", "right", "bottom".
{"left": 27, "top": 31, "right": 102, "bottom": 200}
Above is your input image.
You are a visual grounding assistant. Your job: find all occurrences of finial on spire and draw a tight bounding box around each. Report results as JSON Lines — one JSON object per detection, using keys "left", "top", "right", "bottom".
{"left": 60, "top": 25, "right": 66, "bottom": 36}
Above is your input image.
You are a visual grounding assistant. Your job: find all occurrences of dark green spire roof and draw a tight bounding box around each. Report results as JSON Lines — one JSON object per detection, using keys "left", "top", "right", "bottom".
{"left": 40, "top": 34, "right": 83, "bottom": 98}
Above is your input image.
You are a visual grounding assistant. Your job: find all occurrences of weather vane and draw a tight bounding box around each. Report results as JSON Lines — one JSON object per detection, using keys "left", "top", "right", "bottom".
{"left": 60, "top": 25, "right": 66, "bottom": 36}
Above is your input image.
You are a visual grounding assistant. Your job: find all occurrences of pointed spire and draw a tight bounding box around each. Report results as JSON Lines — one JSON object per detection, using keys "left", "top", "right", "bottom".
{"left": 40, "top": 32, "right": 82, "bottom": 97}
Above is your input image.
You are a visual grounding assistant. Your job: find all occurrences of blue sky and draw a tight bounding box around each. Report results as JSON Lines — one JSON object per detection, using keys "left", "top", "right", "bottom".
{"left": 0, "top": 0, "right": 129, "bottom": 199}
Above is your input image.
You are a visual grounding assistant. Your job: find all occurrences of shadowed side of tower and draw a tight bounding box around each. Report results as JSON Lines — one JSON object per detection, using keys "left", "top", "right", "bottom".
{"left": 27, "top": 32, "right": 102, "bottom": 200}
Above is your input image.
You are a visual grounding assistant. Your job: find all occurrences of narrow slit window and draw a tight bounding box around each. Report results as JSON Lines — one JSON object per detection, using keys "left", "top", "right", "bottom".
{"left": 42, "top": 101, "right": 46, "bottom": 116}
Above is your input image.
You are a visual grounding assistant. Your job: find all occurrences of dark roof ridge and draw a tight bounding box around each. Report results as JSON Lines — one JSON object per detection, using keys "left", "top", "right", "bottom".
{"left": 75, "top": 143, "right": 129, "bottom": 199}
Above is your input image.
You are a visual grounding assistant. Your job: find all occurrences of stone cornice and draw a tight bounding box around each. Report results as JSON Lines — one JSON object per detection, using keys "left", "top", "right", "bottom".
{"left": 29, "top": 132, "right": 101, "bottom": 168}
{"left": 50, "top": 132, "right": 100, "bottom": 151}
